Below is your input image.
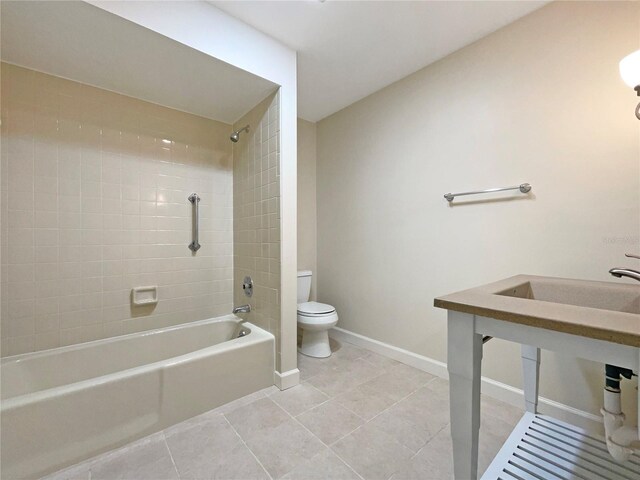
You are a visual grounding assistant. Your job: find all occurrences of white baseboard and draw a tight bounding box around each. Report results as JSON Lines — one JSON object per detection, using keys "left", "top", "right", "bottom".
{"left": 330, "top": 326, "right": 603, "bottom": 433}
{"left": 274, "top": 368, "right": 300, "bottom": 391}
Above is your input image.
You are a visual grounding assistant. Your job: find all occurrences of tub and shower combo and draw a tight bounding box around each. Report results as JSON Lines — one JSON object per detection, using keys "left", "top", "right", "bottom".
{"left": 1, "top": 316, "right": 275, "bottom": 479}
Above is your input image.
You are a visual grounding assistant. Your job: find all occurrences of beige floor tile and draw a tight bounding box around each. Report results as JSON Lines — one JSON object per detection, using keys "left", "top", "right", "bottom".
{"left": 296, "top": 400, "right": 365, "bottom": 445}
{"left": 389, "top": 427, "right": 453, "bottom": 480}
{"left": 164, "top": 413, "right": 242, "bottom": 479}
{"left": 358, "top": 369, "right": 430, "bottom": 403}
{"left": 298, "top": 352, "right": 333, "bottom": 381}
{"left": 197, "top": 442, "right": 271, "bottom": 480}
{"left": 245, "top": 418, "right": 325, "bottom": 479}
{"left": 224, "top": 397, "right": 290, "bottom": 441}
{"left": 359, "top": 350, "right": 399, "bottom": 370}
{"left": 307, "top": 358, "right": 381, "bottom": 397}
{"left": 367, "top": 384, "right": 450, "bottom": 452}
{"left": 480, "top": 395, "right": 524, "bottom": 427}
{"left": 390, "top": 363, "right": 436, "bottom": 384}
{"left": 270, "top": 382, "right": 330, "bottom": 416}
{"left": 331, "top": 424, "right": 414, "bottom": 480}
{"left": 333, "top": 383, "right": 397, "bottom": 421}
{"left": 211, "top": 385, "right": 279, "bottom": 415}
{"left": 391, "top": 423, "right": 513, "bottom": 480}
{"left": 329, "top": 341, "right": 367, "bottom": 361}
{"left": 281, "top": 448, "right": 362, "bottom": 480}
{"left": 422, "top": 377, "right": 449, "bottom": 394}
{"left": 39, "top": 463, "right": 92, "bottom": 480}
{"left": 89, "top": 433, "right": 179, "bottom": 480}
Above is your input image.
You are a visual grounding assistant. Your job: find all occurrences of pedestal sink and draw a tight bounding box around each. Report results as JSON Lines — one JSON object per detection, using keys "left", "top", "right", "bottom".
{"left": 434, "top": 275, "right": 640, "bottom": 479}
{"left": 496, "top": 278, "right": 640, "bottom": 314}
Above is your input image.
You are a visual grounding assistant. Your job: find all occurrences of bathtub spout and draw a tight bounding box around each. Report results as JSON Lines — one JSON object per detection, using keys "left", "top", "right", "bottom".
{"left": 232, "top": 304, "right": 251, "bottom": 315}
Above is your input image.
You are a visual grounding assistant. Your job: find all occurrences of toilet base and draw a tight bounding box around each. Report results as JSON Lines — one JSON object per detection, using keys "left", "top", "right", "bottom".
{"left": 299, "top": 329, "right": 332, "bottom": 358}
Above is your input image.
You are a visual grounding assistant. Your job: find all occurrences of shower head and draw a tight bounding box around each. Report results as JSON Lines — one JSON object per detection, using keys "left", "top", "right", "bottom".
{"left": 230, "top": 125, "right": 250, "bottom": 143}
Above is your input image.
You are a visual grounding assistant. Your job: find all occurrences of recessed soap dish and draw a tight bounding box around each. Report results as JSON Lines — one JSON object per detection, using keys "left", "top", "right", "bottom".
{"left": 131, "top": 286, "right": 158, "bottom": 306}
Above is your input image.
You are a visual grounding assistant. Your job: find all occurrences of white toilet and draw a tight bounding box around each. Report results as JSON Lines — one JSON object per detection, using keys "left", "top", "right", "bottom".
{"left": 297, "top": 270, "right": 338, "bottom": 358}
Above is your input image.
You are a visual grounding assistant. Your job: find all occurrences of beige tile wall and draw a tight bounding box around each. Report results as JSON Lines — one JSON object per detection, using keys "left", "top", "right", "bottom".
{"left": 232, "top": 91, "right": 281, "bottom": 368}
{"left": 0, "top": 63, "right": 234, "bottom": 356}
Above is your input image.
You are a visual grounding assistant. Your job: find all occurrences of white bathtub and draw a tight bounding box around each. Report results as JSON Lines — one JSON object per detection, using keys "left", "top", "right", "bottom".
{"left": 0, "top": 315, "right": 275, "bottom": 479}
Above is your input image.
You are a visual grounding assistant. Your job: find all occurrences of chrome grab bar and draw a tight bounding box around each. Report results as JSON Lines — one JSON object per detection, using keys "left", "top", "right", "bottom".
{"left": 188, "top": 193, "right": 201, "bottom": 252}
{"left": 444, "top": 183, "right": 531, "bottom": 202}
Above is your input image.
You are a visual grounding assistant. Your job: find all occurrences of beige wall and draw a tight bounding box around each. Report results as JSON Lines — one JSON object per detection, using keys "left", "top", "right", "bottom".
{"left": 1, "top": 63, "right": 234, "bottom": 356}
{"left": 297, "top": 118, "right": 317, "bottom": 301}
{"left": 232, "top": 91, "right": 282, "bottom": 368}
{"left": 317, "top": 1, "right": 640, "bottom": 418}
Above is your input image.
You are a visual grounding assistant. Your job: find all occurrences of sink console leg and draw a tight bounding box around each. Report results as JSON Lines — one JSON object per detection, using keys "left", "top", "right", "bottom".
{"left": 448, "top": 311, "right": 483, "bottom": 480}
{"left": 521, "top": 345, "right": 541, "bottom": 414}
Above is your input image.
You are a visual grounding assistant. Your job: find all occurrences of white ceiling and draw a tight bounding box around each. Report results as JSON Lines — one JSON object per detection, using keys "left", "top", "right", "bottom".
{"left": 211, "top": 0, "right": 548, "bottom": 122}
{"left": 1, "top": 1, "right": 277, "bottom": 124}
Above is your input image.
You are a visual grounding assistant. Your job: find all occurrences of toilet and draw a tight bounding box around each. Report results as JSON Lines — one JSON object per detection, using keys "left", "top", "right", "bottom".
{"left": 297, "top": 270, "right": 338, "bottom": 358}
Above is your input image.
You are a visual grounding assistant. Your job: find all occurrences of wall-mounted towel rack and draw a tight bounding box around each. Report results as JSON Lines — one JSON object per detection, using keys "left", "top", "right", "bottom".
{"left": 444, "top": 183, "right": 531, "bottom": 202}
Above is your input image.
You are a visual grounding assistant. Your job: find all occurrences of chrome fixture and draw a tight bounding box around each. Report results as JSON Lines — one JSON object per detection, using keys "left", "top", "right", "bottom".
{"left": 242, "top": 276, "right": 253, "bottom": 297}
{"left": 609, "top": 268, "right": 640, "bottom": 282}
{"left": 232, "top": 304, "right": 251, "bottom": 314}
{"left": 230, "top": 125, "right": 249, "bottom": 143}
{"left": 444, "top": 183, "right": 531, "bottom": 203}
{"left": 609, "top": 253, "right": 640, "bottom": 282}
{"left": 188, "top": 193, "right": 200, "bottom": 252}
{"left": 237, "top": 328, "right": 249, "bottom": 338}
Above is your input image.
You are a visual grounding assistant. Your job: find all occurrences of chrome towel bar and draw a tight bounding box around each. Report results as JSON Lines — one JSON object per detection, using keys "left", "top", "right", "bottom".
{"left": 444, "top": 183, "right": 531, "bottom": 202}
{"left": 188, "top": 193, "right": 201, "bottom": 252}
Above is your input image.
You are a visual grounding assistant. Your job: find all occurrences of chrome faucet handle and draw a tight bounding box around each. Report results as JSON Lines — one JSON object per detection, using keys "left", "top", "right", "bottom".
{"left": 624, "top": 253, "right": 640, "bottom": 260}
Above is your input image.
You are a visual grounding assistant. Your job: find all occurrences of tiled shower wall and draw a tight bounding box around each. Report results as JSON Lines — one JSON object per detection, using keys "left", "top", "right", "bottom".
{"left": 0, "top": 63, "right": 234, "bottom": 356}
{"left": 232, "top": 92, "right": 281, "bottom": 369}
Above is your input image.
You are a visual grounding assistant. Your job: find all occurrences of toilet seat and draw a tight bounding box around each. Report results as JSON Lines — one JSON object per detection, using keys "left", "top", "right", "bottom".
{"left": 297, "top": 301, "right": 336, "bottom": 316}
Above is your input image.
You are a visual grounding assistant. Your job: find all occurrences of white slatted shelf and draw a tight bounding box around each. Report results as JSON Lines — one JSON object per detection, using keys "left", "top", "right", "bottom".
{"left": 482, "top": 413, "right": 640, "bottom": 480}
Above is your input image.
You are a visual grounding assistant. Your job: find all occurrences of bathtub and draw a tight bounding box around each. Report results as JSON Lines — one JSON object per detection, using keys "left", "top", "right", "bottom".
{"left": 0, "top": 315, "right": 275, "bottom": 479}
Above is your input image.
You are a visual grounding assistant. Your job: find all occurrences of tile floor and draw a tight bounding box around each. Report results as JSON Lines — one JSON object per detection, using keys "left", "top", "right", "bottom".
{"left": 43, "top": 340, "right": 523, "bottom": 480}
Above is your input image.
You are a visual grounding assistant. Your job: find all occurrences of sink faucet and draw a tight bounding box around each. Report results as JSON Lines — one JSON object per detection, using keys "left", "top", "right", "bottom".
{"left": 609, "top": 253, "right": 640, "bottom": 282}
{"left": 232, "top": 304, "right": 251, "bottom": 314}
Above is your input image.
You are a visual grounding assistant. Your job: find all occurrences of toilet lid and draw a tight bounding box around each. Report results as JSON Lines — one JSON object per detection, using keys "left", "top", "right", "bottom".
{"left": 297, "top": 301, "right": 335, "bottom": 315}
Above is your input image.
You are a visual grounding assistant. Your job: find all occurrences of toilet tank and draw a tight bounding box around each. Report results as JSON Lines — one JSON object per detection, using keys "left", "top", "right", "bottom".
{"left": 297, "top": 270, "right": 312, "bottom": 303}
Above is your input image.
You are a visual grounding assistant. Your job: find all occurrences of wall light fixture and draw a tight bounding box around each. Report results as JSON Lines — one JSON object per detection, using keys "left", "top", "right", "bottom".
{"left": 619, "top": 49, "right": 640, "bottom": 119}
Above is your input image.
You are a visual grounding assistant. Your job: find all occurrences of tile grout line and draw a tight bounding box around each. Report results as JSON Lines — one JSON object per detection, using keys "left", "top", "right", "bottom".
{"left": 279, "top": 399, "right": 366, "bottom": 480}
{"left": 258, "top": 388, "right": 366, "bottom": 479}
{"left": 304, "top": 359, "right": 395, "bottom": 400}
{"left": 334, "top": 341, "right": 458, "bottom": 479}
{"left": 313, "top": 349, "right": 440, "bottom": 479}
{"left": 407, "top": 421, "right": 451, "bottom": 461}
{"left": 271, "top": 380, "right": 369, "bottom": 424}
{"left": 220, "top": 412, "right": 274, "bottom": 480}
{"left": 325, "top": 368, "right": 440, "bottom": 440}
{"left": 160, "top": 432, "right": 182, "bottom": 480}
{"left": 293, "top": 351, "right": 437, "bottom": 480}
{"left": 294, "top": 352, "right": 403, "bottom": 421}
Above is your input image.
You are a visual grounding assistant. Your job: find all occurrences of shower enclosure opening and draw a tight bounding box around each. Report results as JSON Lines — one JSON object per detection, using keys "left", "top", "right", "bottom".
{"left": 0, "top": 2, "right": 284, "bottom": 478}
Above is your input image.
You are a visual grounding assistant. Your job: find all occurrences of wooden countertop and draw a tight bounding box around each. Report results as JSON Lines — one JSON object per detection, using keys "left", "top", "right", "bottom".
{"left": 434, "top": 275, "right": 640, "bottom": 347}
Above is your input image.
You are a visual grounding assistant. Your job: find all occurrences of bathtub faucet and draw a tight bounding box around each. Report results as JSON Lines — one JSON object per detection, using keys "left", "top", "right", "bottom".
{"left": 232, "top": 304, "right": 251, "bottom": 314}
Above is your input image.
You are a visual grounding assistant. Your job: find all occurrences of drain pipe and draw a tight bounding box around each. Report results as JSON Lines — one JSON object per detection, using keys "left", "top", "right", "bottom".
{"left": 601, "top": 364, "right": 639, "bottom": 462}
